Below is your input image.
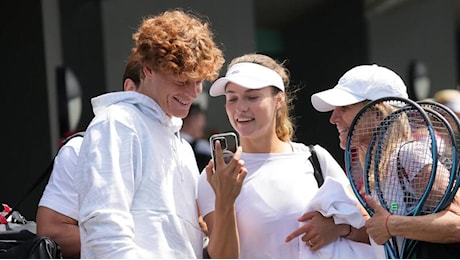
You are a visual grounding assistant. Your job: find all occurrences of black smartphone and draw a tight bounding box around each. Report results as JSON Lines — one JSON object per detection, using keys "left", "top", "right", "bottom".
{"left": 209, "top": 132, "right": 239, "bottom": 169}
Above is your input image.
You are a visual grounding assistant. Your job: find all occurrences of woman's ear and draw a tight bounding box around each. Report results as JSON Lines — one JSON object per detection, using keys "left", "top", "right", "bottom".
{"left": 276, "top": 93, "right": 285, "bottom": 110}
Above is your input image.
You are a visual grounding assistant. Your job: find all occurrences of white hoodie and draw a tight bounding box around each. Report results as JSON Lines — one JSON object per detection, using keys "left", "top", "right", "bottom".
{"left": 75, "top": 91, "right": 202, "bottom": 258}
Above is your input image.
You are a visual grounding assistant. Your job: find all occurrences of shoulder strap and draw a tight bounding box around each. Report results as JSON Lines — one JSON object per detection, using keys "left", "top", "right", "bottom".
{"left": 190, "top": 139, "right": 197, "bottom": 150}
{"left": 397, "top": 141, "right": 414, "bottom": 205}
{"left": 62, "top": 131, "right": 85, "bottom": 145}
{"left": 5, "top": 131, "right": 85, "bottom": 219}
{"left": 308, "top": 144, "right": 324, "bottom": 188}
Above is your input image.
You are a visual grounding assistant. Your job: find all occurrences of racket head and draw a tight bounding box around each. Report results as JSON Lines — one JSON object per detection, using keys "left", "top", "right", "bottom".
{"left": 345, "top": 96, "right": 416, "bottom": 215}
{"left": 417, "top": 108, "right": 457, "bottom": 212}
{"left": 401, "top": 104, "right": 459, "bottom": 259}
{"left": 417, "top": 100, "right": 460, "bottom": 135}
{"left": 418, "top": 100, "right": 460, "bottom": 203}
{"left": 372, "top": 100, "right": 438, "bottom": 216}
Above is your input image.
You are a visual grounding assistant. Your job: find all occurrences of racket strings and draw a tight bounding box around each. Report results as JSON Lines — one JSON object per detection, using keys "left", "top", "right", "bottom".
{"left": 375, "top": 101, "right": 412, "bottom": 204}
{"left": 401, "top": 101, "right": 460, "bottom": 258}
{"left": 421, "top": 103, "right": 460, "bottom": 168}
{"left": 348, "top": 105, "right": 385, "bottom": 199}
{"left": 375, "top": 108, "right": 434, "bottom": 216}
{"left": 421, "top": 110, "right": 456, "bottom": 212}
{"left": 422, "top": 103, "right": 460, "bottom": 201}
{"left": 420, "top": 102, "right": 460, "bottom": 201}
{"left": 345, "top": 98, "right": 460, "bottom": 259}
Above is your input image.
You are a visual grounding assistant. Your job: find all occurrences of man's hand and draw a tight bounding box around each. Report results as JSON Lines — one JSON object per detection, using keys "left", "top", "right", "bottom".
{"left": 364, "top": 196, "right": 392, "bottom": 244}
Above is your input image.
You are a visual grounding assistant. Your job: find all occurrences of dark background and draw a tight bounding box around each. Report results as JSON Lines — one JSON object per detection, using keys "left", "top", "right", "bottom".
{"left": 1, "top": 0, "right": 459, "bottom": 220}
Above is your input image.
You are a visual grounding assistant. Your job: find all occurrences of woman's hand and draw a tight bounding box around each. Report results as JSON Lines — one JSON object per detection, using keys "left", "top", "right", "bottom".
{"left": 205, "top": 140, "right": 247, "bottom": 203}
{"left": 285, "top": 211, "right": 349, "bottom": 250}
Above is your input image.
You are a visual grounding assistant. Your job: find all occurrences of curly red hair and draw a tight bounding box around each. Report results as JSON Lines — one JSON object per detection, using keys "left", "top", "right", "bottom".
{"left": 131, "top": 9, "right": 225, "bottom": 82}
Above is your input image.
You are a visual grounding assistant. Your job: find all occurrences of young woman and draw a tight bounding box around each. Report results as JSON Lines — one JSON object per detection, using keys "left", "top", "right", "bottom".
{"left": 198, "top": 54, "right": 373, "bottom": 258}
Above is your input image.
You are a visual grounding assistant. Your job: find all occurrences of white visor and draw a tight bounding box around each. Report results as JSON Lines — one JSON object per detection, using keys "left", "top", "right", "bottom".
{"left": 209, "top": 62, "right": 284, "bottom": 97}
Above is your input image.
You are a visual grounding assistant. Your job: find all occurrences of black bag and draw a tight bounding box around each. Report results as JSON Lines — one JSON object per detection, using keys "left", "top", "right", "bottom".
{"left": 0, "top": 133, "right": 84, "bottom": 259}
{"left": 0, "top": 229, "right": 62, "bottom": 259}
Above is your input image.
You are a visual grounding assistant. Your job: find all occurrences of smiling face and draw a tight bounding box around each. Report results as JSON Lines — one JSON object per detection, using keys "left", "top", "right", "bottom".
{"left": 329, "top": 101, "right": 368, "bottom": 150}
{"left": 139, "top": 67, "right": 203, "bottom": 118}
{"left": 224, "top": 83, "right": 282, "bottom": 142}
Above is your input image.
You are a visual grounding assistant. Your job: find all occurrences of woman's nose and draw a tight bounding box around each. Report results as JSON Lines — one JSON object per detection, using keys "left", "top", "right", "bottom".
{"left": 329, "top": 109, "right": 339, "bottom": 125}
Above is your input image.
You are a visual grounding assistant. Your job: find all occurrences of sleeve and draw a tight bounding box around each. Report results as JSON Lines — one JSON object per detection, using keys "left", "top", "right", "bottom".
{"left": 197, "top": 170, "right": 215, "bottom": 218}
{"left": 398, "top": 141, "right": 433, "bottom": 181}
{"left": 38, "top": 137, "right": 83, "bottom": 220}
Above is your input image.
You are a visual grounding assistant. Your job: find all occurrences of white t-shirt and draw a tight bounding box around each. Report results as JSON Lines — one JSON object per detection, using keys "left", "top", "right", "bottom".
{"left": 198, "top": 143, "right": 353, "bottom": 258}
{"left": 38, "top": 136, "right": 83, "bottom": 220}
{"left": 383, "top": 140, "right": 435, "bottom": 215}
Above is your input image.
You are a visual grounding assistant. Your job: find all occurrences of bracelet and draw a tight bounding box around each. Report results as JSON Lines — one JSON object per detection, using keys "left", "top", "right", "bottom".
{"left": 341, "top": 224, "right": 352, "bottom": 237}
{"left": 385, "top": 214, "right": 392, "bottom": 237}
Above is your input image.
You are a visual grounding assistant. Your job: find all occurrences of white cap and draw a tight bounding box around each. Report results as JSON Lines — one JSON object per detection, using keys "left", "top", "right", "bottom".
{"left": 209, "top": 62, "right": 284, "bottom": 97}
{"left": 311, "top": 64, "right": 408, "bottom": 112}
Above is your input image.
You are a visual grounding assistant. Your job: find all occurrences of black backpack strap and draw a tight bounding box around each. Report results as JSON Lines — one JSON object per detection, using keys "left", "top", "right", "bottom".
{"left": 62, "top": 131, "right": 85, "bottom": 145}
{"left": 5, "top": 131, "right": 85, "bottom": 219}
{"left": 308, "top": 144, "right": 324, "bottom": 188}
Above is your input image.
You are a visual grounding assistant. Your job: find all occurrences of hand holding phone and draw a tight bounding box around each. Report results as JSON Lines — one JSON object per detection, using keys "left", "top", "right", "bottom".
{"left": 209, "top": 132, "right": 239, "bottom": 170}
{"left": 207, "top": 132, "right": 247, "bottom": 203}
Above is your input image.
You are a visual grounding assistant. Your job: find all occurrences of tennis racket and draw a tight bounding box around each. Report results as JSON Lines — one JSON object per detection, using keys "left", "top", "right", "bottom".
{"left": 418, "top": 108, "right": 457, "bottom": 211}
{"left": 400, "top": 101, "right": 460, "bottom": 257}
{"left": 418, "top": 100, "right": 460, "bottom": 205}
{"left": 370, "top": 98, "right": 459, "bottom": 258}
{"left": 345, "top": 96, "right": 419, "bottom": 258}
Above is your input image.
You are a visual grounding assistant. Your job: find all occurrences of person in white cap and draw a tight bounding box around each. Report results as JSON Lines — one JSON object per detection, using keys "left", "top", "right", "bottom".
{"left": 198, "top": 54, "right": 376, "bottom": 259}
{"left": 311, "top": 64, "right": 460, "bottom": 258}
{"left": 311, "top": 64, "right": 409, "bottom": 149}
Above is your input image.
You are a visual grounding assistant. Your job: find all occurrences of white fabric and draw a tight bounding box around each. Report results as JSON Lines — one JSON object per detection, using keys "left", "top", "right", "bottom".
{"left": 38, "top": 136, "right": 83, "bottom": 220}
{"left": 384, "top": 141, "right": 434, "bottom": 215}
{"left": 300, "top": 177, "right": 379, "bottom": 258}
{"left": 198, "top": 143, "right": 371, "bottom": 258}
{"left": 209, "top": 62, "right": 284, "bottom": 96}
{"left": 76, "top": 91, "right": 203, "bottom": 258}
{"left": 311, "top": 64, "right": 408, "bottom": 112}
{"left": 370, "top": 237, "right": 386, "bottom": 258}
{"left": 180, "top": 132, "right": 211, "bottom": 155}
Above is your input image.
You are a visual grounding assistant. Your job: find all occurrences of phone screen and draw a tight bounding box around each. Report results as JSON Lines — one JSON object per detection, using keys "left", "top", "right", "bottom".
{"left": 209, "top": 132, "right": 239, "bottom": 169}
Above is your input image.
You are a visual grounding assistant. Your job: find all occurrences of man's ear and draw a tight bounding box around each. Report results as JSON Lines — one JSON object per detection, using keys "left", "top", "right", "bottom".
{"left": 143, "top": 66, "right": 153, "bottom": 78}
{"left": 123, "top": 78, "right": 137, "bottom": 91}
